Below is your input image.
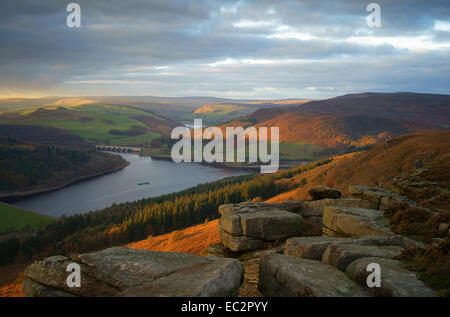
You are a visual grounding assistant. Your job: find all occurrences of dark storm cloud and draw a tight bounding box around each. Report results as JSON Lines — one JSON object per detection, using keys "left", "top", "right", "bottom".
{"left": 0, "top": 0, "right": 449, "bottom": 97}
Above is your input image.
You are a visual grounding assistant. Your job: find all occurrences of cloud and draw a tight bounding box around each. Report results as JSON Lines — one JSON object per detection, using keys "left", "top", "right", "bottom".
{"left": 0, "top": 0, "right": 449, "bottom": 98}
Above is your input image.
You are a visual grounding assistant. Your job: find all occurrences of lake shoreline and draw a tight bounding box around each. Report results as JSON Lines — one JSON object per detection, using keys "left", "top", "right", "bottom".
{"left": 2, "top": 149, "right": 307, "bottom": 204}
{"left": 0, "top": 161, "right": 130, "bottom": 203}
{"left": 141, "top": 151, "right": 308, "bottom": 171}
{"left": 8, "top": 152, "right": 251, "bottom": 217}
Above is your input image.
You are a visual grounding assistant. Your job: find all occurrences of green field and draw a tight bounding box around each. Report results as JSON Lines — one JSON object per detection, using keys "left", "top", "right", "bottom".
{"left": 2, "top": 104, "right": 163, "bottom": 146}
{"left": 0, "top": 202, "right": 54, "bottom": 234}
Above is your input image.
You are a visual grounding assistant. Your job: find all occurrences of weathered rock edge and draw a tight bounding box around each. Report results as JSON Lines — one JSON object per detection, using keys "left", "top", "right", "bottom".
{"left": 23, "top": 247, "right": 244, "bottom": 297}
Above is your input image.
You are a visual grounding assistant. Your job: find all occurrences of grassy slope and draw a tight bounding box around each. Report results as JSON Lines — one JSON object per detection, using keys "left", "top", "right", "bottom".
{"left": 1, "top": 104, "right": 163, "bottom": 146}
{"left": 0, "top": 202, "right": 54, "bottom": 233}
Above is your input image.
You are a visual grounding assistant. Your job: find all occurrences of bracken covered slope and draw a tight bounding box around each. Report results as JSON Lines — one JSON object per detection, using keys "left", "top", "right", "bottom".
{"left": 222, "top": 92, "right": 448, "bottom": 150}
{"left": 267, "top": 130, "right": 450, "bottom": 208}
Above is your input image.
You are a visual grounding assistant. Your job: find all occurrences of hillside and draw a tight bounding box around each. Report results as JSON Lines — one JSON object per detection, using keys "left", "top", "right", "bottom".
{"left": 299, "top": 92, "right": 450, "bottom": 126}
{"left": 183, "top": 99, "right": 311, "bottom": 124}
{"left": 219, "top": 92, "right": 448, "bottom": 160}
{"left": 0, "top": 96, "right": 305, "bottom": 124}
{"left": 231, "top": 109, "right": 430, "bottom": 146}
{"left": 0, "top": 104, "right": 178, "bottom": 146}
{"left": 126, "top": 220, "right": 220, "bottom": 255}
{"left": 267, "top": 130, "right": 450, "bottom": 210}
{"left": 222, "top": 109, "right": 432, "bottom": 161}
{"left": 0, "top": 124, "right": 86, "bottom": 147}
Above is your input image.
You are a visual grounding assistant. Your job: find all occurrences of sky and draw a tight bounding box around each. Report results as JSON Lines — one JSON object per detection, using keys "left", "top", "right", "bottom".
{"left": 0, "top": 0, "right": 449, "bottom": 99}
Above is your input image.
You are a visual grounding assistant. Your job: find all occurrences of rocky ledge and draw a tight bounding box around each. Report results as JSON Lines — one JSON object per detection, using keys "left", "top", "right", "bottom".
{"left": 23, "top": 247, "right": 244, "bottom": 297}
{"left": 265, "top": 234, "right": 434, "bottom": 297}
{"left": 215, "top": 185, "right": 437, "bottom": 297}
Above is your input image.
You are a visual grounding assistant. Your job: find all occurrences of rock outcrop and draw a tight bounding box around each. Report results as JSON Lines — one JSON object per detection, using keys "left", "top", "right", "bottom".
{"left": 218, "top": 202, "right": 306, "bottom": 252}
{"left": 23, "top": 247, "right": 244, "bottom": 297}
{"left": 258, "top": 236, "right": 435, "bottom": 297}
{"left": 308, "top": 186, "right": 342, "bottom": 200}
{"left": 346, "top": 257, "right": 435, "bottom": 297}
{"left": 349, "top": 186, "right": 415, "bottom": 210}
{"left": 216, "top": 185, "right": 436, "bottom": 297}
{"left": 258, "top": 251, "right": 370, "bottom": 297}
{"left": 285, "top": 236, "right": 350, "bottom": 260}
{"left": 322, "top": 243, "right": 403, "bottom": 271}
{"left": 322, "top": 206, "right": 391, "bottom": 237}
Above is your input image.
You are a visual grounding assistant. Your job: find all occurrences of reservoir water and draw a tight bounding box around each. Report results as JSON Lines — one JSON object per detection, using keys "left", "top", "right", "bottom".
{"left": 13, "top": 153, "right": 249, "bottom": 217}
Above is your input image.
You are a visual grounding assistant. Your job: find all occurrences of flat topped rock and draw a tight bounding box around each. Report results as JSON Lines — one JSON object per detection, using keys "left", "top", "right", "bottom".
{"left": 322, "top": 243, "right": 403, "bottom": 271}
{"left": 322, "top": 206, "right": 392, "bottom": 237}
{"left": 116, "top": 258, "right": 244, "bottom": 297}
{"left": 23, "top": 247, "right": 244, "bottom": 297}
{"left": 73, "top": 247, "right": 211, "bottom": 288}
{"left": 258, "top": 252, "right": 371, "bottom": 297}
{"left": 239, "top": 208, "right": 305, "bottom": 240}
{"left": 346, "top": 257, "right": 435, "bottom": 297}
{"left": 349, "top": 186, "right": 395, "bottom": 202}
{"left": 349, "top": 186, "right": 415, "bottom": 210}
{"left": 219, "top": 202, "right": 306, "bottom": 252}
{"left": 336, "top": 235, "right": 408, "bottom": 247}
{"left": 285, "top": 236, "right": 351, "bottom": 260}
{"left": 300, "top": 198, "right": 376, "bottom": 217}
{"left": 308, "top": 186, "right": 342, "bottom": 200}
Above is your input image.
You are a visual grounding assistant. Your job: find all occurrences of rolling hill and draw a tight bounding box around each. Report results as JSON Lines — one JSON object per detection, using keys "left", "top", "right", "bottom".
{"left": 0, "top": 124, "right": 86, "bottom": 147}
{"left": 0, "top": 96, "right": 311, "bottom": 126}
{"left": 182, "top": 99, "right": 311, "bottom": 124}
{"left": 0, "top": 104, "right": 179, "bottom": 146}
{"left": 221, "top": 92, "right": 446, "bottom": 160}
{"left": 230, "top": 109, "right": 432, "bottom": 146}
{"left": 298, "top": 92, "right": 450, "bottom": 126}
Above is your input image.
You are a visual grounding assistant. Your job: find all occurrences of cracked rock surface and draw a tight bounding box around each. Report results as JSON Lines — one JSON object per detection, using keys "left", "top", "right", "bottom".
{"left": 23, "top": 247, "right": 244, "bottom": 297}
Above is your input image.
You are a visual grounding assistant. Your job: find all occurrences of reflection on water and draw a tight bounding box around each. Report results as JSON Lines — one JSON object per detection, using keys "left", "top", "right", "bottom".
{"left": 14, "top": 153, "right": 248, "bottom": 217}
